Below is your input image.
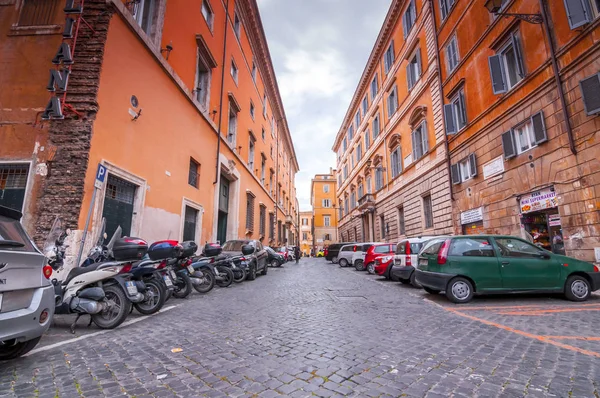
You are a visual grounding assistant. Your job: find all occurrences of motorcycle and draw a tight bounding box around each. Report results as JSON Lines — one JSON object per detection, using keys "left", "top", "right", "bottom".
{"left": 46, "top": 219, "right": 147, "bottom": 333}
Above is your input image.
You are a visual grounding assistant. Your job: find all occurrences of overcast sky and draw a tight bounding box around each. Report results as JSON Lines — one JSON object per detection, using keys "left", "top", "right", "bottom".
{"left": 257, "top": 0, "right": 391, "bottom": 211}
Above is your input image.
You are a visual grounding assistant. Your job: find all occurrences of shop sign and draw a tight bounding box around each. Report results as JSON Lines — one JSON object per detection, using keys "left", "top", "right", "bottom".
{"left": 520, "top": 189, "right": 557, "bottom": 214}
{"left": 483, "top": 156, "right": 505, "bottom": 179}
{"left": 548, "top": 214, "right": 561, "bottom": 227}
{"left": 460, "top": 207, "right": 484, "bottom": 225}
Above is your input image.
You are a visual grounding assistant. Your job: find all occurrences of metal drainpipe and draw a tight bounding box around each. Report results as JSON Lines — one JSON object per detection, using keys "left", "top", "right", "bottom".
{"left": 429, "top": 0, "right": 454, "bottom": 201}
{"left": 214, "top": 0, "right": 231, "bottom": 184}
{"left": 538, "top": 0, "right": 576, "bottom": 156}
{"left": 275, "top": 119, "right": 280, "bottom": 244}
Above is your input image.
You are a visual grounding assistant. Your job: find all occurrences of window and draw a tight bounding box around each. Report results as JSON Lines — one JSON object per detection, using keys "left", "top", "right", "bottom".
{"left": 343, "top": 165, "right": 348, "bottom": 180}
{"left": 323, "top": 184, "right": 330, "bottom": 193}
{"left": 496, "top": 238, "right": 545, "bottom": 258}
{"left": 373, "top": 115, "right": 381, "bottom": 139}
{"left": 407, "top": 49, "right": 422, "bottom": 90}
{"left": 350, "top": 152, "right": 355, "bottom": 169}
{"left": 397, "top": 207, "right": 405, "bottom": 235}
{"left": 342, "top": 138, "right": 348, "bottom": 152}
{"left": 201, "top": 0, "right": 214, "bottom": 30}
{"left": 439, "top": 0, "right": 456, "bottom": 20}
{"left": 248, "top": 135, "right": 255, "bottom": 170}
{"left": 263, "top": 94, "right": 268, "bottom": 118}
{"left": 270, "top": 116, "right": 275, "bottom": 138}
{"left": 246, "top": 193, "right": 255, "bottom": 231}
{"left": 324, "top": 216, "right": 331, "bottom": 227}
{"left": 366, "top": 176, "right": 372, "bottom": 194}
{"left": 376, "top": 245, "right": 391, "bottom": 254}
{"left": 269, "top": 213, "right": 275, "bottom": 238}
{"left": 270, "top": 144, "right": 274, "bottom": 159}
{"left": 338, "top": 174, "right": 342, "bottom": 187}
{"left": 362, "top": 97, "right": 369, "bottom": 115}
{"left": 384, "top": 42, "right": 395, "bottom": 74}
{"left": 489, "top": 33, "right": 525, "bottom": 94}
{"left": 356, "top": 143, "right": 362, "bottom": 162}
{"left": 188, "top": 158, "right": 200, "bottom": 188}
{"left": 358, "top": 183, "right": 364, "bottom": 199}
{"left": 563, "top": 0, "right": 598, "bottom": 29}
{"left": 446, "top": 36, "right": 459, "bottom": 73}
{"left": 234, "top": 11, "right": 241, "bottom": 39}
{"left": 423, "top": 194, "right": 433, "bottom": 229}
{"left": 422, "top": 238, "right": 446, "bottom": 255}
{"left": 449, "top": 238, "right": 495, "bottom": 257}
{"left": 259, "top": 205, "right": 266, "bottom": 236}
{"left": 251, "top": 62, "right": 257, "bottom": 82}
{"left": 194, "top": 50, "right": 213, "bottom": 109}
{"left": 302, "top": 232, "right": 308, "bottom": 240}
{"left": 339, "top": 203, "right": 344, "bottom": 219}
{"left": 230, "top": 59, "right": 238, "bottom": 84}
{"left": 324, "top": 234, "right": 331, "bottom": 241}
{"left": 580, "top": 73, "right": 600, "bottom": 115}
{"left": 322, "top": 199, "right": 331, "bottom": 208}
{"left": 302, "top": 218, "right": 309, "bottom": 226}
{"left": 390, "top": 147, "right": 402, "bottom": 178}
{"left": 371, "top": 74, "right": 379, "bottom": 98}
{"left": 348, "top": 125, "right": 354, "bottom": 141}
{"left": 269, "top": 171, "right": 274, "bottom": 195}
{"left": 380, "top": 215, "right": 386, "bottom": 239}
{"left": 131, "top": 0, "right": 156, "bottom": 35}
{"left": 375, "top": 167, "right": 384, "bottom": 191}
{"left": 344, "top": 197, "right": 349, "bottom": 214}
{"left": 387, "top": 86, "right": 399, "bottom": 118}
{"left": 0, "top": 163, "right": 29, "bottom": 211}
{"left": 364, "top": 129, "right": 371, "bottom": 150}
{"left": 350, "top": 192, "right": 357, "bottom": 209}
{"left": 260, "top": 155, "right": 266, "bottom": 183}
{"left": 451, "top": 154, "right": 477, "bottom": 184}
{"left": 183, "top": 206, "right": 199, "bottom": 242}
{"left": 261, "top": 128, "right": 265, "bottom": 141}
{"left": 501, "top": 112, "right": 547, "bottom": 159}
{"left": 355, "top": 111, "right": 361, "bottom": 128}
{"left": 411, "top": 121, "right": 429, "bottom": 160}
{"left": 18, "top": 0, "right": 60, "bottom": 26}
{"left": 227, "top": 101, "right": 239, "bottom": 145}
{"left": 444, "top": 89, "right": 467, "bottom": 135}
{"left": 402, "top": 0, "right": 417, "bottom": 37}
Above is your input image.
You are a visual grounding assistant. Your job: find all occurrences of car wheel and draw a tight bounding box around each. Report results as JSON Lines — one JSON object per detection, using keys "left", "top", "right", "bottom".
{"left": 409, "top": 272, "right": 422, "bottom": 289}
{"left": 0, "top": 337, "right": 42, "bottom": 360}
{"left": 565, "top": 275, "right": 591, "bottom": 302}
{"left": 339, "top": 258, "right": 348, "bottom": 267}
{"left": 446, "top": 277, "right": 474, "bottom": 304}
{"left": 247, "top": 264, "right": 257, "bottom": 281}
{"left": 270, "top": 260, "right": 279, "bottom": 268}
{"left": 262, "top": 263, "right": 268, "bottom": 276}
{"left": 354, "top": 260, "right": 365, "bottom": 271}
{"left": 367, "top": 262, "right": 375, "bottom": 274}
{"left": 332, "top": 256, "right": 338, "bottom": 264}
{"left": 423, "top": 287, "right": 440, "bottom": 295}
{"left": 399, "top": 278, "right": 410, "bottom": 284}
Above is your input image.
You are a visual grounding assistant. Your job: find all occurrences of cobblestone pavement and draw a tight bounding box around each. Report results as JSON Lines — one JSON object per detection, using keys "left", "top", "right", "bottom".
{"left": 2, "top": 258, "right": 600, "bottom": 398}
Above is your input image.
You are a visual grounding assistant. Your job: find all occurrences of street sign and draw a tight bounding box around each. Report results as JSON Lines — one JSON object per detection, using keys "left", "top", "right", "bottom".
{"left": 95, "top": 163, "right": 106, "bottom": 189}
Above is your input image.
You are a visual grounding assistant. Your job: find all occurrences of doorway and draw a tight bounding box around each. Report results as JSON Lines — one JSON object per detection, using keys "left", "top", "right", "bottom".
{"left": 217, "top": 177, "right": 230, "bottom": 244}
{"left": 102, "top": 174, "right": 137, "bottom": 239}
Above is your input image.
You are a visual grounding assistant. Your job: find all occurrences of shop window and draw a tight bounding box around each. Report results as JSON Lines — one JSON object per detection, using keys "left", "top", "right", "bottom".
{"left": 201, "top": 0, "right": 214, "bottom": 30}
{"left": 387, "top": 85, "right": 399, "bottom": 118}
{"left": 439, "top": 0, "right": 456, "bottom": 20}
{"left": 246, "top": 193, "right": 255, "bottom": 231}
{"left": 489, "top": 32, "right": 525, "bottom": 94}
{"left": 449, "top": 238, "right": 495, "bottom": 257}
{"left": 391, "top": 147, "right": 402, "bottom": 178}
{"left": 18, "top": 0, "right": 60, "bottom": 26}
{"left": 183, "top": 206, "right": 198, "bottom": 242}
{"left": 371, "top": 74, "right": 379, "bottom": 98}
{"left": 259, "top": 204, "right": 266, "bottom": 236}
{"left": 502, "top": 111, "right": 547, "bottom": 159}
{"left": 384, "top": 41, "right": 395, "bottom": 74}
{"left": 0, "top": 164, "right": 29, "bottom": 212}
{"left": 411, "top": 121, "right": 429, "bottom": 160}
{"left": 446, "top": 35, "right": 460, "bottom": 73}
{"left": 188, "top": 158, "right": 200, "bottom": 188}
{"left": 580, "top": 73, "right": 600, "bottom": 115}
{"left": 406, "top": 50, "right": 422, "bottom": 91}
{"left": 397, "top": 206, "right": 406, "bottom": 235}
{"left": 444, "top": 89, "right": 467, "bottom": 135}
{"left": 373, "top": 114, "right": 381, "bottom": 139}
{"left": 563, "top": 0, "right": 599, "bottom": 29}
{"left": 423, "top": 194, "right": 433, "bottom": 229}
{"left": 451, "top": 153, "right": 477, "bottom": 185}
{"left": 402, "top": 0, "right": 417, "bottom": 38}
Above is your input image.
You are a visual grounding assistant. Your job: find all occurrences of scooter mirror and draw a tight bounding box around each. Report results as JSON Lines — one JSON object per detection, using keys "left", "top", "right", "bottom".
{"left": 103, "top": 232, "right": 107, "bottom": 239}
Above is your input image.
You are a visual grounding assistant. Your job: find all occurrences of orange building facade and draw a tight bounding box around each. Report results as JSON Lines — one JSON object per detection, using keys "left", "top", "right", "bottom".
{"left": 332, "top": 0, "right": 453, "bottom": 244}
{"left": 0, "top": 0, "right": 298, "bottom": 269}
{"left": 437, "top": 0, "right": 600, "bottom": 262}
{"left": 310, "top": 169, "right": 338, "bottom": 251}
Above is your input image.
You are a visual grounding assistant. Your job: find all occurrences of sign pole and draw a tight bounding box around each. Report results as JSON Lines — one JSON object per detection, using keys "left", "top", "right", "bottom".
{"left": 75, "top": 164, "right": 106, "bottom": 267}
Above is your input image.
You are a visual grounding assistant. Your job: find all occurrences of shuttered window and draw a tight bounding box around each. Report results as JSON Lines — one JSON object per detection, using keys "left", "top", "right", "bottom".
{"left": 387, "top": 86, "right": 399, "bottom": 118}
{"left": 18, "top": 0, "right": 60, "bottom": 26}
{"left": 444, "top": 89, "right": 467, "bottom": 135}
{"left": 365, "top": 129, "right": 371, "bottom": 150}
{"left": 402, "top": 0, "right": 417, "bottom": 38}
{"left": 502, "top": 111, "right": 547, "bottom": 159}
{"left": 439, "top": 0, "right": 456, "bottom": 20}
{"left": 563, "top": 0, "right": 593, "bottom": 29}
{"left": 391, "top": 147, "right": 402, "bottom": 178}
{"left": 580, "top": 73, "right": 600, "bottom": 115}
{"left": 384, "top": 42, "right": 395, "bottom": 74}
{"left": 411, "top": 121, "right": 429, "bottom": 160}
{"left": 489, "top": 32, "right": 525, "bottom": 94}
{"left": 446, "top": 36, "right": 459, "bottom": 73}
{"left": 451, "top": 154, "right": 477, "bottom": 185}
{"left": 407, "top": 49, "right": 422, "bottom": 90}
{"left": 375, "top": 168, "right": 384, "bottom": 191}
{"left": 259, "top": 205, "right": 266, "bottom": 236}
{"left": 246, "top": 193, "right": 255, "bottom": 231}
{"left": 188, "top": 158, "right": 200, "bottom": 188}
{"left": 371, "top": 74, "right": 379, "bottom": 98}
{"left": 373, "top": 115, "right": 381, "bottom": 138}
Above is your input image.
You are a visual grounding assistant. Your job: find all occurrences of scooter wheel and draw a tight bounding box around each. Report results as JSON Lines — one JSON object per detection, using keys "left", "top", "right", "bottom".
{"left": 172, "top": 273, "right": 193, "bottom": 298}
{"left": 134, "top": 279, "right": 166, "bottom": 315}
{"left": 192, "top": 269, "right": 215, "bottom": 293}
{"left": 233, "top": 267, "right": 246, "bottom": 283}
{"left": 216, "top": 266, "right": 233, "bottom": 288}
{"left": 91, "top": 285, "right": 132, "bottom": 329}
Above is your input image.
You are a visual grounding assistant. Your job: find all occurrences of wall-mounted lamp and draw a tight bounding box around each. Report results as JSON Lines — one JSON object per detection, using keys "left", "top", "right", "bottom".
{"left": 160, "top": 41, "right": 174, "bottom": 60}
{"left": 484, "top": 0, "right": 542, "bottom": 24}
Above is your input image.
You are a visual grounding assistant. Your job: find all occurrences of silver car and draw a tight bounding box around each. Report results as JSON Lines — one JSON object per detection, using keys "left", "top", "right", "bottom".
{"left": 0, "top": 206, "right": 55, "bottom": 360}
{"left": 337, "top": 244, "right": 357, "bottom": 267}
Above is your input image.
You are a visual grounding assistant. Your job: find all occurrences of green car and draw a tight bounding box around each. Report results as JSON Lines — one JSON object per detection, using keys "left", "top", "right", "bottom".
{"left": 415, "top": 235, "right": 600, "bottom": 304}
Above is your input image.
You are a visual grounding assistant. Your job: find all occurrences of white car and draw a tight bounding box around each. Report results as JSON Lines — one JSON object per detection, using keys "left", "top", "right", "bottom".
{"left": 336, "top": 244, "right": 357, "bottom": 267}
{"left": 350, "top": 243, "right": 378, "bottom": 271}
{"left": 391, "top": 236, "right": 446, "bottom": 286}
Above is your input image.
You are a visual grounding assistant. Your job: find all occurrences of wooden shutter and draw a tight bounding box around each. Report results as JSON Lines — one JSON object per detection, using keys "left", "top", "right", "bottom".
{"left": 488, "top": 55, "right": 507, "bottom": 94}
{"left": 421, "top": 121, "right": 429, "bottom": 154}
{"left": 501, "top": 131, "right": 517, "bottom": 159}
{"left": 406, "top": 63, "right": 414, "bottom": 89}
{"left": 511, "top": 33, "right": 525, "bottom": 79}
{"left": 416, "top": 48, "right": 422, "bottom": 79}
{"left": 412, "top": 130, "right": 418, "bottom": 159}
{"left": 564, "top": 0, "right": 592, "bottom": 29}
{"left": 444, "top": 104, "right": 456, "bottom": 135}
{"left": 451, "top": 163, "right": 461, "bottom": 185}
{"left": 459, "top": 91, "right": 467, "bottom": 127}
{"left": 580, "top": 73, "right": 600, "bottom": 115}
{"left": 531, "top": 111, "right": 548, "bottom": 145}
{"left": 440, "top": 0, "right": 448, "bottom": 19}
{"left": 468, "top": 153, "right": 477, "bottom": 177}
{"left": 402, "top": 12, "right": 408, "bottom": 38}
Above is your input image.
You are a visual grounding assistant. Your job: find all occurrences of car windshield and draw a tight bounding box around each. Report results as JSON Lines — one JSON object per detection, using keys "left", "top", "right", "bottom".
{"left": 0, "top": 214, "right": 37, "bottom": 252}
{"left": 278, "top": 247, "right": 287, "bottom": 252}
{"left": 222, "top": 241, "right": 251, "bottom": 251}
{"left": 421, "top": 239, "right": 445, "bottom": 256}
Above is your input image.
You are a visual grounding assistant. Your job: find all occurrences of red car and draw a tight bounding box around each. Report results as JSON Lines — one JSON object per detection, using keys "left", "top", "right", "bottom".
{"left": 363, "top": 243, "right": 395, "bottom": 274}
{"left": 374, "top": 255, "right": 395, "bottom": 278}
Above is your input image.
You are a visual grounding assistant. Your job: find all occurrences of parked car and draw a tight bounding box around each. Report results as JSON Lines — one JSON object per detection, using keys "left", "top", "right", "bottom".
{"left": 0, "top": 206, "right": 55, "bottom": 360}
{"left": 316, "top": 250, "right": 324, "bottom": 257}
{"left": 325, "top": 242, "right": 356, "bottom": 263}
{"left": 351, "top": 243, "right": 377, "bottom": 270}
{"left": 391, "top": 236, "right": 443, "bottom": 287}
{"left": 222, "top": 240, "right": 268, "bottom": 280}
{"left": 357, "top": 243, "right": 395, "bottom": 272}
{"left": 265, "top": 247, "right": 285, "bottom": 267}
{"left": 279, "top": 246, "right": 294, "bottom": 262}
{"left": 373, "top": 255, "right": 395, "bottom": 278}
{"left": 415, "top": 235, "right": 600, "bottom": 304}
{"left": 337, "top": 244, "right": 360, "bottom": 267}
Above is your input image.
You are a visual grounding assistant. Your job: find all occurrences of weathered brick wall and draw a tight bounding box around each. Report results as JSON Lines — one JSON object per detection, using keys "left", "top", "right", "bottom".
{"left": 33, "top": 0, "right": 113, "bottom": 244}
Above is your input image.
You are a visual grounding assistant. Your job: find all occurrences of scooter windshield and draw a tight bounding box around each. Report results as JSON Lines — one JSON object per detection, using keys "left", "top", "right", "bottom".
{"left": 92, "top": 218, "right": 107, "bottom": 247}
{"left": 43, "top": 217, "right": 63, "bottom": 259}
{"left": 106, "top": 225, "right": 122, "bottom": 252}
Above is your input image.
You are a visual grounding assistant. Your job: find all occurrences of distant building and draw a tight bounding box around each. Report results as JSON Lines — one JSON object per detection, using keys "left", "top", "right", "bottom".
{"left": 311, "top": 168, "right": 338, "bottom": 250}
{"left": 299, "top": 211, "right": 313, "bottom": 255}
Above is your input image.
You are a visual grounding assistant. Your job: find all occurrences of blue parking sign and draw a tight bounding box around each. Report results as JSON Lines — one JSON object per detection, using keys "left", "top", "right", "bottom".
{"left": 95, "top": 164, "right": 106, "bottom": 189}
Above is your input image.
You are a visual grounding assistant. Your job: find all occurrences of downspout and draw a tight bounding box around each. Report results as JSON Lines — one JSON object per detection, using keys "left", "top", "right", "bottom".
{"left": 429, "top": 0, "right": 454, "bottom": 201}
{"left": 214, "top": 0, "right": 231, "bottom": 184}
{"left": 538, "top": 0, "right": 576, "bottom": 155}
{"left": 275, "top": 118, "right": 280, "bottom": 244}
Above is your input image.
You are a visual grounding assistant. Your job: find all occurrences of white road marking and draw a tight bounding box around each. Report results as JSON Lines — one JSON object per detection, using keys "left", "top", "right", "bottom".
{"left": 24, "top": 305, "right": 179, "bottom": 357}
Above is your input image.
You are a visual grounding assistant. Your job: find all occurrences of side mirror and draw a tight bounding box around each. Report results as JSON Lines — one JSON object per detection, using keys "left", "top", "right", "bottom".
{"left": 538, "top": 253, "right": 551, "bottom": 260}
{"left": 241, "top": 244, "right": 255, "bottom": 256}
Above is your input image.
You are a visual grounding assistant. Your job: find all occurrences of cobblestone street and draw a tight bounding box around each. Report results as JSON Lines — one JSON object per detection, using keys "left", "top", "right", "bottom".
{"left": 2, "top": 258, "right": 600, "bottom": 398}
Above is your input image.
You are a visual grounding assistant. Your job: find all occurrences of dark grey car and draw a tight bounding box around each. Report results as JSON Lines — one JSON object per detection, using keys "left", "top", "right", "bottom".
{"left": 222, "top": 240, "right": 268, "bottom": 280}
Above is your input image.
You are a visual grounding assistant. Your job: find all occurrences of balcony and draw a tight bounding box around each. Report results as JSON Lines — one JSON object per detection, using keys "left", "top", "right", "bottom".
{"left": 357, "top": 193, "right": 375, "bottom": 211}
{"left": 285, "top": 215, "right": 293, "bottom": 224}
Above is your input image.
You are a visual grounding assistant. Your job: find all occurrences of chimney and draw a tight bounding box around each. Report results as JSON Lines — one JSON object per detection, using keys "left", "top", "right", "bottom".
{"left": 329, "top": 167, "right": 333, "bottom": 175}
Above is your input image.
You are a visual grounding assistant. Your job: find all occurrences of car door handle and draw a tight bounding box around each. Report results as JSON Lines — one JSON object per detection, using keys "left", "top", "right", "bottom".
{"left": 501, "top": 261, "right": 510, "bottom": 266}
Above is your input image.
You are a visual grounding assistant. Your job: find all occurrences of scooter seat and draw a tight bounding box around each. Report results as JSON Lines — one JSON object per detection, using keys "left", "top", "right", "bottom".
{"left": 134, "top": 258, "right": 157, "bottom": 268}
{"left": 64, "top": 263, "right": 102, "bottom": 284}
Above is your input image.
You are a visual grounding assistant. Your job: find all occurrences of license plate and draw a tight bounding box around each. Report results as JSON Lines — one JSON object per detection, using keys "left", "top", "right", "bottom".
{"left": 419, "top": 259, "right": 428, "bottom": 266}
{"left": 187, "top": 265, "right": 194, "bottom": 273}
{"left": 170, "top": 270, "right": 177, "bottom": 280}
{"left": 125, "top": 281, "right": 138, "bottom": 295}
{"left": 163, "top": 275, "right": 173, "bottom": 287}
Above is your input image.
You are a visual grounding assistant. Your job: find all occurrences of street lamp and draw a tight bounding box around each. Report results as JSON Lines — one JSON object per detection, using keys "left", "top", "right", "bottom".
{"left": 484, "top": 0, "right": 543, "bottom": 24}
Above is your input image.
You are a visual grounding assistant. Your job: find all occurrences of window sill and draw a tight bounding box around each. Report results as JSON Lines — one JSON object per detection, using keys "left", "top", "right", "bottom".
{"left": 9, "top": 24, "right": 62, "bottom": 36}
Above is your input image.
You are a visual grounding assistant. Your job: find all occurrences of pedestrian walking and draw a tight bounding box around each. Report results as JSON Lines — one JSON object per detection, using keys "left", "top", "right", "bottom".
{"left": 294, "top": 246, "right": 301, "bottom": 264}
